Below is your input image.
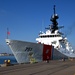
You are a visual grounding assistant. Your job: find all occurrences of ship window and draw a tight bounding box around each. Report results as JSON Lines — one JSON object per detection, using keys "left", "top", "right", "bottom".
{"left": 54, "top": 35, "right": 56, "bottom": 37}
{"left": 52, "top": 41, "right": 56, "bottom": 44}
{"left": 47, "top": 35, "right": 49, "bottom": 37}
{"left": 50, "top": 35, "right": 52, "bottom": 37}
{"left": 52, "top": 35, "right": 54, "bottom": 37}
{"left": 57, "top": 35, "right": 61, "bottom": 37}
{"left": 39, "top": 35, "right": 61, "bottom": 38}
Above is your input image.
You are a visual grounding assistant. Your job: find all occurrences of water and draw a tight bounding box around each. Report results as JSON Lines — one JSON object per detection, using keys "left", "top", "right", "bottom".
{"left": 0, "top": 56, "right": 17, "bottom": 64}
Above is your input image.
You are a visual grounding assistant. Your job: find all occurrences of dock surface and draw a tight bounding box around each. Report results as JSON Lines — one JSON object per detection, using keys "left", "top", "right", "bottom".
{"left": 0, "top": 60, "right": 75, "bottom": 75}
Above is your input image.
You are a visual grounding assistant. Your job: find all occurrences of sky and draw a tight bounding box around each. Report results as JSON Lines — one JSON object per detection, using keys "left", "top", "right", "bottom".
{"left": 0, "top": 0, "right": 75, "bottom": 53}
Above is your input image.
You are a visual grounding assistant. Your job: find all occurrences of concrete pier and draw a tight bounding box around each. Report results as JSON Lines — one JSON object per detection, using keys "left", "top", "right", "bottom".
{"left": 0, "top": 60, "right": 75, "bottom": 75}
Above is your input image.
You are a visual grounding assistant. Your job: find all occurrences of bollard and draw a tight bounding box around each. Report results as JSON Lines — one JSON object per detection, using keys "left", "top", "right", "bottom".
{"left": 4, "top": 60, "right": 11, "bottom": 66}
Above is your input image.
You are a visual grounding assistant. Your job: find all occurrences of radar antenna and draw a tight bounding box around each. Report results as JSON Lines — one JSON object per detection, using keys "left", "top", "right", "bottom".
{"left": 46, "top": 5, "right": 64, "bottom": 33}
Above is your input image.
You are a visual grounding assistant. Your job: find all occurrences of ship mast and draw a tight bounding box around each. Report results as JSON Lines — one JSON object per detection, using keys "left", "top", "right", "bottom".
{"left": 54, "top": 5, "right": 55, "bottom": 15}
{"left": 50, "top": 5, "right": 59, "bottom": 33}
{"left": 50, "top": 5, "right": 64, "bottom": 33}
{"left": 45, "top": 5, "right": 64, "bottom": 33}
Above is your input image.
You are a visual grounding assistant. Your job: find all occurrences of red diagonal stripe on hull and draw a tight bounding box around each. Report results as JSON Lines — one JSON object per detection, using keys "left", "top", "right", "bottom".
{"left": 43, "top": 45, "right": 52, "bottom": 61}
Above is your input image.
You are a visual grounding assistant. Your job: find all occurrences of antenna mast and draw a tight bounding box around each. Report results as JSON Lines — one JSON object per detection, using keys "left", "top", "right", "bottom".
{"left": 54, "top": 5, "right": 56, "bottom": 15}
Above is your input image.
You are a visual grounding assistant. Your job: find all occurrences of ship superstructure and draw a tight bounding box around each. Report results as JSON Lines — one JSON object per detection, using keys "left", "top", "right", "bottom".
{"left": 36, "top": 5, "right": 75, "bottom": 57}
{"left": 36, "top": 5, "right": 63, "bottom": 48}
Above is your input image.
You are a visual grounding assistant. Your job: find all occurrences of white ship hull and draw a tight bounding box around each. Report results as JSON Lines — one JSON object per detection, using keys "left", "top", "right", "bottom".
{"left": 6, "top": 39, "right": 70, "bottom": 63}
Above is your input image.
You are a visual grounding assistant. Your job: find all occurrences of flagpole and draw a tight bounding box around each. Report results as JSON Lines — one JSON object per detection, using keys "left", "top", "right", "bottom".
{"left": 7, "top": 28, "right": 10, "bottom": 39}
{"left": 7, "top": 28, "right": 8, "bottom": 39}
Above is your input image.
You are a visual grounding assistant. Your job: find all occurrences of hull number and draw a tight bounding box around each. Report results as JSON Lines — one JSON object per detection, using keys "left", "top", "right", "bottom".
{"left": 25, "top": 47, "right": 32, "bottom": 52}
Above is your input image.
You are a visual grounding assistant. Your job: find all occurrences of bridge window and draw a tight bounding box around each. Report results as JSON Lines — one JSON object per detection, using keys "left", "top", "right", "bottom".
{"left": 40, "top": 35, "right": 61, "bottom": 38}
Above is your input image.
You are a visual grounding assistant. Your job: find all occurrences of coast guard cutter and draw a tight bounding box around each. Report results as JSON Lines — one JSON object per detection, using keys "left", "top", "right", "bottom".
{"left": 6, "top": 5, "right": 75, "bottom": 63}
